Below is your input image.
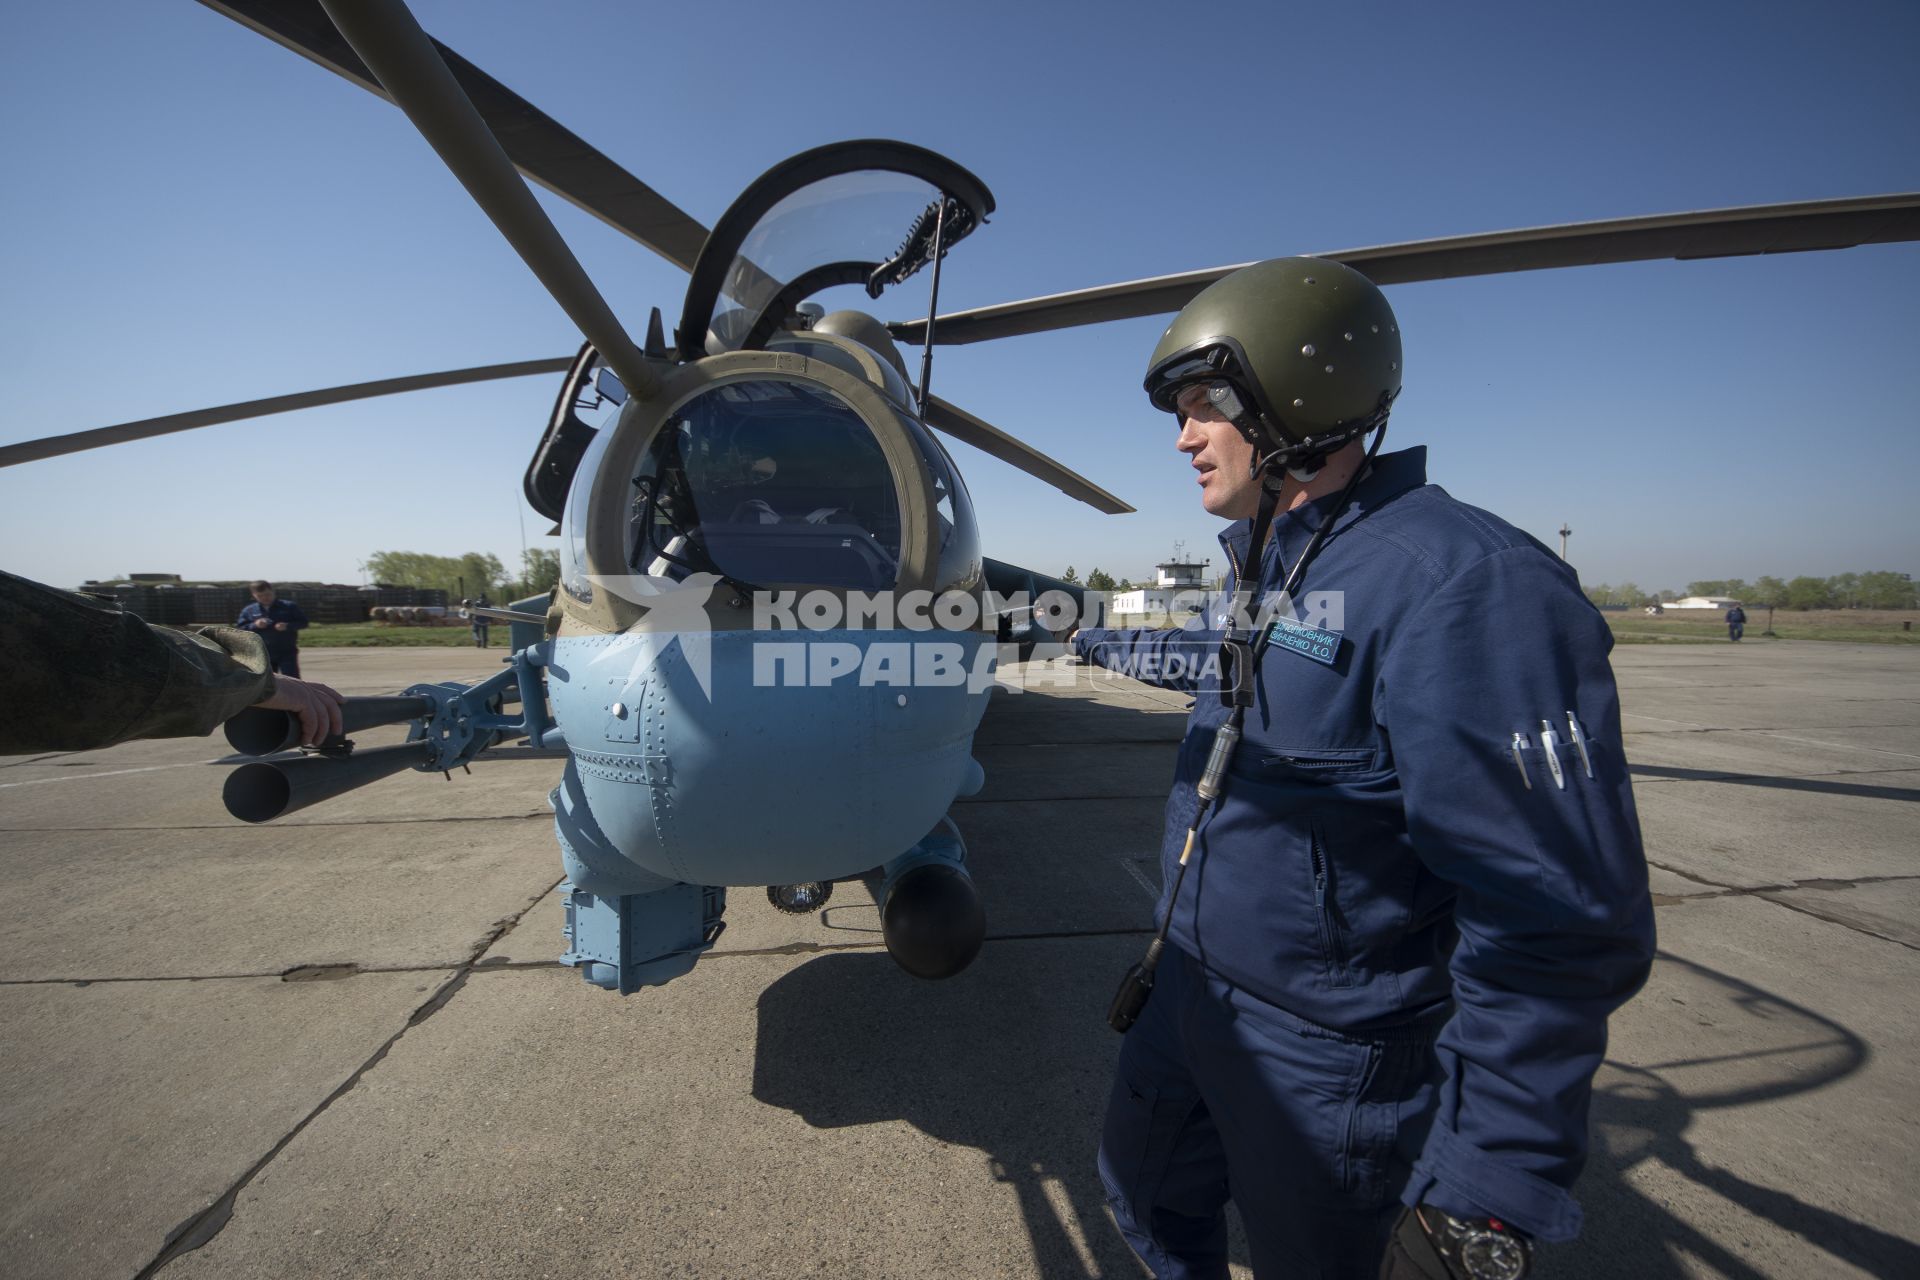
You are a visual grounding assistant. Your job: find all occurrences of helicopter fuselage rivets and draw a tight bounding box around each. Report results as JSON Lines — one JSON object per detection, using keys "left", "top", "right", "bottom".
{"left": 1301, "top": 343, "right": 1316, "bottom": 356}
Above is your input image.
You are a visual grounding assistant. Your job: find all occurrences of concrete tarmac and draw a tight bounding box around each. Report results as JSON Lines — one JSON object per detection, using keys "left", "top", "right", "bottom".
{"left": 1, "top": 640, "right": 1914, "bottom": 1278}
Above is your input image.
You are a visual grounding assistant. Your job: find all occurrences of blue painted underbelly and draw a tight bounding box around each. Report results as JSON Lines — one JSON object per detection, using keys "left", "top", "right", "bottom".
{"left": 547, "top": 629, "right": 992, "bottom": 887}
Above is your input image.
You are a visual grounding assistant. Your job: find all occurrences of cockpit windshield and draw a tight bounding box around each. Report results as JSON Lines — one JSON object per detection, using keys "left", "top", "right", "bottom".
{"left": 628, "top": 380, "right": 903, "bottom": 592}
{"left": 678, "top": 141, "right": 994, "bottom": 358}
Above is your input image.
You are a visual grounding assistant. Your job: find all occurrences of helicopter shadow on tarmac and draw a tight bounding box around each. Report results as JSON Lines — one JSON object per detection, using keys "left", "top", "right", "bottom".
{"left": 751, "top": 947, "right": 1173, "bottom": 1277}
{"left": 751, "top": 943, "right": 1909, "bottom": 1279}
{"left": 752, "top": 678, "right": 1232, "bottom": 1276}
{"left": 1550, "top": 953, "right": 1916, "bottom": 1280}
{"left": 753, "top": 678, "right": 1915, "bottom": 1278}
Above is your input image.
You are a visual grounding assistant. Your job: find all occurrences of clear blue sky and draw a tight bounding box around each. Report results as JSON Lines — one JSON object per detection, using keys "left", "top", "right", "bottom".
{"left": 3, "top": 0, "right": 1916, "bottom": 594}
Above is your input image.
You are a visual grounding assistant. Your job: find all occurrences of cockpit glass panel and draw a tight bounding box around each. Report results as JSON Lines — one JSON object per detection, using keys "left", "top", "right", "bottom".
{"left": 898, "top": 411, "right": 981, "bottom": 594}
{"left": 630, "top": 380, "right": 902, "bottom": 591}
{"left": 560, "top": 414, "right": 616, "bottom": 603}
{"left": 706, "top": 171, "right": 943, "bottom": 353}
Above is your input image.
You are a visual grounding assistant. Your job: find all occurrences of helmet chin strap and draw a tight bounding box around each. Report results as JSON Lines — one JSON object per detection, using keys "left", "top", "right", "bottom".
{"left": 1244, "top": 436, "right": 1340, "bottom": 483}
{"left": 1243, "top": 388, "right": 1399, "bottom": 482}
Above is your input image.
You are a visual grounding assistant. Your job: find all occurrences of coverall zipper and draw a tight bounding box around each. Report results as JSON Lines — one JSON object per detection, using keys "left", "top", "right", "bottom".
{"left": 1310, "top": 826, "right": 1352, "bottom": 986}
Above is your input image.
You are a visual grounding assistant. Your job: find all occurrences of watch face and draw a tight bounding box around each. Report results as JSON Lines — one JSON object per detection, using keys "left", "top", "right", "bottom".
{"left": 1460, "top": 1229, "right": 1529, "bottom": 1280}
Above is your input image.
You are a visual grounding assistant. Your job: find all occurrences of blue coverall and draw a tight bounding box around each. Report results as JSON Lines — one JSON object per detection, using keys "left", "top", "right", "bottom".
{"left": 234, "top": 597, "right": 310, "bottom": 676}
{"left": 1074, "top": 447, "right": 1655, "bottom": 1278}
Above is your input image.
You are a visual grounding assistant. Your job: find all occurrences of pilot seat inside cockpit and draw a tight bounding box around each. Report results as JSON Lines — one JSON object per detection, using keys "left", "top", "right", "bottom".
{"left": 630, "top": 380, "right": 901, "bottom": 592}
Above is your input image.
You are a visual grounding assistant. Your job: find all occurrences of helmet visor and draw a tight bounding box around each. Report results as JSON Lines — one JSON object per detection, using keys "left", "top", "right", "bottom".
{"left": 1145, "top": 349, "right": 1239, "bottom": 413}
{"left": 1143, "top": 339, "right": 1274, "bottom": 439}
{"left": 1172, "top": 380, "right": 1250, "bottom": 426}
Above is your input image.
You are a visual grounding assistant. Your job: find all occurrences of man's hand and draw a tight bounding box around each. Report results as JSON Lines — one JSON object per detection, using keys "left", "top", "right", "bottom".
{"left": 273, "top": 622, "right": 288, "bottom": 631}
{"left": 254, "top": 676, "right": 345, "bottom": 746}
{"left": 252, "top": 618, "right": 273, "bottom": 630}
{"left": 1380, "top": 1209, "right": 1453, "bottom": 1279}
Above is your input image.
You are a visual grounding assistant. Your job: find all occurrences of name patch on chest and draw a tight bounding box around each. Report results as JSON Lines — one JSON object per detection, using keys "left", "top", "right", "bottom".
{"left": 1266, "top": 616, "right": 1344, "bottom": 667}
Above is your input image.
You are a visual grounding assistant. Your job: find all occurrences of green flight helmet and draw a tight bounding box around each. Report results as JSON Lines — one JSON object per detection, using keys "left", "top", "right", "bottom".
{"left": 1144, "top": 257, "right": 1401, "bottom": 463}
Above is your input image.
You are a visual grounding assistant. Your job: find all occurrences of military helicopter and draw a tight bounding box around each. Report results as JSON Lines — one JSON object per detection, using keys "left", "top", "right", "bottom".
{"left": 4, "top": 0, "right": 1916, "bottom": 995}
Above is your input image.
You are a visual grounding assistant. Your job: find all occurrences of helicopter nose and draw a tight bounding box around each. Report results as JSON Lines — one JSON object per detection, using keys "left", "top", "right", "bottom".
{"left": 546, "top": 628, "right": 993, "bottom": 889}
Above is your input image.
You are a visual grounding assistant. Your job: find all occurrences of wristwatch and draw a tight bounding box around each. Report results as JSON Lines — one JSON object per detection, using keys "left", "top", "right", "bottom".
{"left": 1417, "top": 1205, "right": 1533, "bottom": 1280}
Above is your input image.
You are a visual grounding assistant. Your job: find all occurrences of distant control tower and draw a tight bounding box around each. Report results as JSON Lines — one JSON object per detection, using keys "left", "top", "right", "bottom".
{"left": 1111, "top": 545, "right": 1213, "bottom": 620}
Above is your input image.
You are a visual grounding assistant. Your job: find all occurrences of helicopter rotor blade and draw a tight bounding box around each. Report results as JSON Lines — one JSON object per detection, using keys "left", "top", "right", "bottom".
{"left": 888, "top": 192, "right": 1920, "bottom": 346}
{"left": 199, "top": 0, "right": 711, "bottom": 271}
{"left": 921, "top": 396, "right": 1133, "bottom": 515}
{"left": 312, "top": 0, "right": 661, "bottom": 404}
{"left": 0, "top": 357, "right": 572, "bottom": 469}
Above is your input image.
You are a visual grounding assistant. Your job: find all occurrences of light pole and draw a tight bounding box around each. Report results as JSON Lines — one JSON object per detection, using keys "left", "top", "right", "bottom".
{"left": 1558, "top": 524, "right": 1572, "bottom": 560}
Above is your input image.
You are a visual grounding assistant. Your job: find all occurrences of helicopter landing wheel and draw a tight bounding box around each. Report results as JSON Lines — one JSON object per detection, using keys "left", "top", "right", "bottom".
{"left": 767, "top": 881, "right": 833, "bottom": 914}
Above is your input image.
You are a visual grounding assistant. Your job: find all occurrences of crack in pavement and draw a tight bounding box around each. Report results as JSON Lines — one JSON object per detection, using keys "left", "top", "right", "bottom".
{"left": 1756, "top": 731, "right": 1920, "bottom": 762}
{"left": 975, "top": 737, "right": 1184, "bottom": 748}
{"left": 1630, "top": 765, "right": 1917, "bottom": 785}
{"left": 1624, "top": 722, "right": 1919, "bottom": 736}
{"left": 696, "top": 924, "right": 1158, "bottom": 963}
{"left": 954, "top": 792, "right": 1169, "bottom": 805}
{"left": 132, "top": 875, "right": 563, "bottom": 1278}
{"left": 0, "top": 812, "right": 552, "bottom": 835}
{"left": 4, "top": 920, "right": 1160, "bottom": 988}
{"left": 1649, "top": 862, "right": 1920, "bottom": 897}
{"left": 0, "top": 751, "right": 77, "bottom": 769}
{"left": 0, "top": 761, "right": 219, "bottom": 790}
{"left": 1754, "top": 893, "right": 1920, "bottom": 953}
{"left": 1, "top": 960, "right": 498, "bottom": 987}
{"left": 1646, "top": 861, "right": 1920, "bottom": 950}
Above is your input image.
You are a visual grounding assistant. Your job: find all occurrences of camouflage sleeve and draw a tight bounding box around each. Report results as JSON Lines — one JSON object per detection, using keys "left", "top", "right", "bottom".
{"left": 0, "top": 570, "right": 276, "bottom": 755}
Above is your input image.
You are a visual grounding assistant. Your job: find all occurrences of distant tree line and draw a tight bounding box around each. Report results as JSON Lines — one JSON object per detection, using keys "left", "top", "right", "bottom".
{"left": 1061, "top": 568, "right": 1135, "bottom": 592}
{"left": 362, "top": 548, "right": 559, "bottom": 602}
{"left": 1583, "top": 571, "right": 1915, "bottom": 611}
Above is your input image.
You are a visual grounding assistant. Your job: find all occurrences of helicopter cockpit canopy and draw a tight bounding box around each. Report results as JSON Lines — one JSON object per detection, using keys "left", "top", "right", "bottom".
{"left": 676, "top": 141, "right": 995, "bottom": 359}
{"left": 629, "top": 379, "right": 904, "bottom": 593}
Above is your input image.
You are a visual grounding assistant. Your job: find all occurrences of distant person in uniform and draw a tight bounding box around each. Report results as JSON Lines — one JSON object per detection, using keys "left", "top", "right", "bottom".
{"left": 470, "top": 593, "right": 491, "bottom": 648}
{"left": 1726, "top": 603, "right": 1747, "bottom": 642}
{"left": 236, "top": 580, "right": 309, "bottom": 677}
{"left": 2, "top": 569, "right": 343, "bottom": 754}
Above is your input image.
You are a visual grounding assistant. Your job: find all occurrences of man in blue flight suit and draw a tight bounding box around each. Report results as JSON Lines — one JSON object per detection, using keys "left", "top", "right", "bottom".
{"left": 1071, "top": 259, "right": 1655, "bottom": 1279}
{"left": 236, "top": 579, "right": 310, "bottom": 677}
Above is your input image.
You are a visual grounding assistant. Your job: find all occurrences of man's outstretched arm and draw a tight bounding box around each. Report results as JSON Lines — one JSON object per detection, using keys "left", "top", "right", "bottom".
{"left": 2, "top": 570, "right": 342, "bottom": 754}
{"left": 1070, "top": 624, "right": 1217, "bottom": 692}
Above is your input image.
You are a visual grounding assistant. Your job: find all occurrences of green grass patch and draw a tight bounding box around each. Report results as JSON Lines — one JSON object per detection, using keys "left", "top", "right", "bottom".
{"left": 1759, "top": 626, "right": 1920, "bottom": 645}
{"left": 1607, "top": 631, "right": 1724, "bottom": 645}
{"left": 1602, "top": 609, "right": 1920, "bottom": 646}
{"left": 300, "top": 623, "right": 478, "bottom": 647}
